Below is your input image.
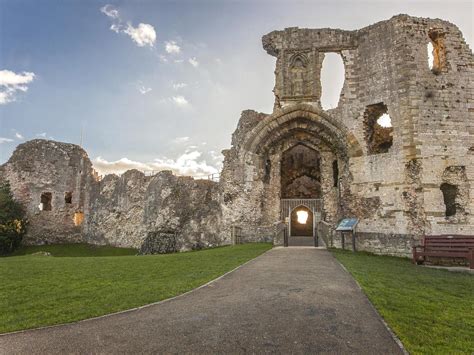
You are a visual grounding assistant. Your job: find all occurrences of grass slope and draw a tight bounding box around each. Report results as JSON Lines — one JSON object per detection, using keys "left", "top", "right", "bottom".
{"left": 331, "top": 249, "right": 474, "bottom": 355}
{"left": 0, "top": 243, "right": 272, "bottom": 334}
{"left": 10, "top": 243, "right": 138, "bottom": 257}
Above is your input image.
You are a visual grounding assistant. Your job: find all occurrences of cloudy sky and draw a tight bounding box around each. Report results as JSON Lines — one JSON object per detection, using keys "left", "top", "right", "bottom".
{"left": 0, "top": 0, "right": 472, "bottom": 177}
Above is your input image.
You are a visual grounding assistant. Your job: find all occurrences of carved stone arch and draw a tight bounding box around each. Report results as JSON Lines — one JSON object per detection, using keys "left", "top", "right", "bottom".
{"left": 243, "top": 103, "right": 362, "bottom": 159}
{"left": 289, "top": 53, "right": 309, "bottom": 68}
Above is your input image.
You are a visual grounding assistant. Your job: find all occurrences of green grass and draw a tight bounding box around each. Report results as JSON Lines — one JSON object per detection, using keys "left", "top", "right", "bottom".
{"left": 9, "top": 243, "right": 138, "bottom": 257}
{"left": 0, "top": 243, "right": 272, "bottom": 334}
{"left": 331, "top": 249, "right": 474, "bottom": 355}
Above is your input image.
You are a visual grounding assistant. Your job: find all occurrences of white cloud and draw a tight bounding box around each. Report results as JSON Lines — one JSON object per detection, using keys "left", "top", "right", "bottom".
{"left": 100, "top": 4, "right": 119, "bottom": 19}
{"left": 165, "top": 41, "right": 180, "bottom": 54}
{"left": 15, "top": 132, "right": 24, "bottom": 139}
{"left": 110, "top": 23, "right": 121, "bottom": 33}
{"left": 124, "top": 23, "right": 156, "bottom": 47}
{"left": 92, "top": 151, "right": 219, "bottom": 177}
{"left": 188, "top": 57, "right": 199, "bottom": 67}
{"left": 138, "top": 84, "right": 152, "bottom": 94}
{"left": 172, "top": 82, "right": 187, "bottom": 90}
{"left": 0, "top": 137, "right": 14, "bottom": 144}
{"left": 36, "top": 132, "right": 47, "bottom": 138}
{"left": 0, "top": 70, "right": 36, "bottom": 105}
{"left": 158, "top": 55, "right": 168, "bottom": 63}
{"left": 100, "top": 5, "right": 156, "bottom": 48}
{"left": 174, "top": 59, "right": 184, "bottom": 63}
{"left": 173, "top": 136, "right": 190, "bottom": 143}
{"left": 172, "top": 95, "right": 189, "bottom": 106}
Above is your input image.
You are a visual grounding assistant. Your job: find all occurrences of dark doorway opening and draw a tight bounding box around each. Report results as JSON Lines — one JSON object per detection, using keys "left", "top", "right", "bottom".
{"left": 280, "top": 144, "right": 321, "bottom": 199}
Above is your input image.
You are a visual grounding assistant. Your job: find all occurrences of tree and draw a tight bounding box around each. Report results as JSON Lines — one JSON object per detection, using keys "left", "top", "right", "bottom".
{"left": 0, "top": 181, "right": 27, "bottom": 255}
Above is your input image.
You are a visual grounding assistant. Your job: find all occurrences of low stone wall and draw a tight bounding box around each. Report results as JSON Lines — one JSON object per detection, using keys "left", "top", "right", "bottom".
{"left": 331, "top": 231, "right": 412, "bottom": 257}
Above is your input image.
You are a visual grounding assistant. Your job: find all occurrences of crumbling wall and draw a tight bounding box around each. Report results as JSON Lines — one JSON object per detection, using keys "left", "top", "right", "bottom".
{"left": 85, "top": 170, "right": 224, "bottom": 250}
{"left": 0, "top": 140, "right": 95, "bottom": 244}
{"left": 0, "top": 140, "right": 224, "bottom": 250}
{"left": 220, "top": 14, "right": 473, "bottom": 255}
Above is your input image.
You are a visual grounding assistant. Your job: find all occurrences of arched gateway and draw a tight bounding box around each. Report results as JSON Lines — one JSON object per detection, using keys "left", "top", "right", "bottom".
{"left": 222, "top": 104, "right": 363, "bottom": 246}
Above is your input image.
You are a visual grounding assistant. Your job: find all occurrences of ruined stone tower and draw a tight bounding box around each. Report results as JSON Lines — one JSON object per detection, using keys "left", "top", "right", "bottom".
{"left": 220, "top": 14, "right": 473, "bottom": 254}
{"left": 1, "top": 15, "right": 473, "bottom": 255}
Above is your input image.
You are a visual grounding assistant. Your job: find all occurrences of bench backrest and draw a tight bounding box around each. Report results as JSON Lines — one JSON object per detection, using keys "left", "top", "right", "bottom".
{"left": 423, "top": 235, "right": 474, "bottom": 251}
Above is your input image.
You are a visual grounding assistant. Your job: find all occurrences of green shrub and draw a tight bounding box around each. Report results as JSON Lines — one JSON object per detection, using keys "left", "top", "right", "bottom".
{"left": 0, "top": 182, "right": 27, "bottom": 255}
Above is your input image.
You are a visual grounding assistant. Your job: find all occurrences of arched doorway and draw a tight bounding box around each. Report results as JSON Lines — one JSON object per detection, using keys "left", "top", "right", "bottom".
{"left": 290, "top": 206, "right": 314, "bottom": 237}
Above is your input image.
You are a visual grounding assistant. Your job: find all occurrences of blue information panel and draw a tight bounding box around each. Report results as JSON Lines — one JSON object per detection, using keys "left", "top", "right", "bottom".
{"left": 336, "top": 218, "right": 359, "bottom": 231}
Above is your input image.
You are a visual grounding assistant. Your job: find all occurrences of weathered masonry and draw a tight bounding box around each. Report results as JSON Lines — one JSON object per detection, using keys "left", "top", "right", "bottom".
{"left": 1, "top": 15, "right": 473, "bottom": 256}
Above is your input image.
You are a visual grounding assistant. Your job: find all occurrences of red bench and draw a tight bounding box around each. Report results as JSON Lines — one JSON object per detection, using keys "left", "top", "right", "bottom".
{"left": 412, "top": 235, "right": 474, "bottom": 269}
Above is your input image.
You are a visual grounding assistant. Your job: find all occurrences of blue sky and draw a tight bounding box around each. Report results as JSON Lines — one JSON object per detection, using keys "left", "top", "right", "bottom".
{"left": 1, "top": 0, "right": 472, "bottom": 176}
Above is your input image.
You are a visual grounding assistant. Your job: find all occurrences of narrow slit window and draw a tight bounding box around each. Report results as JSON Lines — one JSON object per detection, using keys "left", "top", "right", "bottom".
{"left": 332, "top": 160, "right": 339, "bottom": 187}
{"left": 427, "top": 29, "right": 446, "bottom": 74}
{"left": 40, "top": 192, "right": 52, "bottom": 211}
{"left": 64, "top": 191, "right": 73, "bottom": 204}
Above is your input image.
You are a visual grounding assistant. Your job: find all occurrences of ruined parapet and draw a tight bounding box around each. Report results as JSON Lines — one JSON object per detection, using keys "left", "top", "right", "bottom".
{"left": 84, "top": 169, "right": 224, "bottom": 250}
{"left": 0, "top": 140, "right": 96, "bottom": 244}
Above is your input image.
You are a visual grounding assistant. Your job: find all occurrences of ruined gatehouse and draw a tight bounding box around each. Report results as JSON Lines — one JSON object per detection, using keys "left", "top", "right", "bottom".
{"left": 1, "top": 15, "right": 473, "bottom": 256}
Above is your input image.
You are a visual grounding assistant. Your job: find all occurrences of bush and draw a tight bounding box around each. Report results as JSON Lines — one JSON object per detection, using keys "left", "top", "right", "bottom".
{"left": 0, "top": 182, "right": 27, "bottom": 255}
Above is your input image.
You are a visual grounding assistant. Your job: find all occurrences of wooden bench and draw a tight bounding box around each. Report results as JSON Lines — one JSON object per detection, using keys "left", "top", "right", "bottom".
{"left": 412, "top": 235, "right": 474, "bottom": 269}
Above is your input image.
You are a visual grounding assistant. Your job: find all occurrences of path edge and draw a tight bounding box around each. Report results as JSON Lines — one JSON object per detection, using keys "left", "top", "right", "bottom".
{"left": 330, "top": 251, "right": 409, "bottom": 355}
{"left": 0, "top": 246, "right": 274, "bottom": 337}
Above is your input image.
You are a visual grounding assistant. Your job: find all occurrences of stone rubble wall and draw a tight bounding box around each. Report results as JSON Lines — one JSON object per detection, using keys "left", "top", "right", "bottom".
{"left": 0, "top": 140, "right": 95, "bottom": 245}
{"left": 0, "top": 140, "right": 225, "bottom": 250}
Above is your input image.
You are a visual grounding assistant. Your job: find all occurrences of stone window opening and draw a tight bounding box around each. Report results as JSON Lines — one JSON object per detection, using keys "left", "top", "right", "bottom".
{"left": 40, "top": 192, "right": 52, "bottom": 211}
{"left": 74, "top": 211, "right": 84, "bottom": 226}
{"left": 332, "top": 160, "right": 339, "bottom": 188}
{"left": 440, "top": 183, "right": 458, "bottom": 217}
{"left": 64, "top": 191, "right": 73, "bottom": 204}
{"left": 320, "top": 52, "right": 345, "bottom": 110}
{"left": 427, "top": 29, "right": 446, "bottom": 75}
{"left": 363, "top": 103, "right": 393, "bottom": 155}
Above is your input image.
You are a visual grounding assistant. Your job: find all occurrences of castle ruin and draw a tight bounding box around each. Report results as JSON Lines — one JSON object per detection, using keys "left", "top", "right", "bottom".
{"left": 1, "top": 15, "right": 473, "bottom": 255}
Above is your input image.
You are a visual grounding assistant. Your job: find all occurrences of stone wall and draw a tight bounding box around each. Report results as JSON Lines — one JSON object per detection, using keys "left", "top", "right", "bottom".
{"left": 0, "top": 140, "right": 95, "bottom": 245}
{"left": 0, "top": 140, "right": 224, "bottom": 251}
{"left": 84, "top": 169, "right": 224, "bottom": 250}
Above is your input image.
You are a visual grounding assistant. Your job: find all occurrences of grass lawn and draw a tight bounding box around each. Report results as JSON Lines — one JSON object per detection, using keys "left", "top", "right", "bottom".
{"left": 9, "top": 243, "right": 138, "bottom": 257}
{"left": 331, "top": 249, "right": 474, "bottom": 355}
{"left": 0, "top": 242, "right": 272, "bottom": 334}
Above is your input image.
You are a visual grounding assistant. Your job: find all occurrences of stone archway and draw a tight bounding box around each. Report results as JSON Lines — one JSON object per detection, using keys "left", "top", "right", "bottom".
{"left": 235, "top": 104, "right": 362, "bottom": 242}
{"left": 290, "top": 205, "right": 314, "bottom": 237}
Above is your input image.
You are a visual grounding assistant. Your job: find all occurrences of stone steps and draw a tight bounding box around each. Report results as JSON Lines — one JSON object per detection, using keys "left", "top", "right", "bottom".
{"left": 288, "top": 236, "right": 316, "bottom": 247}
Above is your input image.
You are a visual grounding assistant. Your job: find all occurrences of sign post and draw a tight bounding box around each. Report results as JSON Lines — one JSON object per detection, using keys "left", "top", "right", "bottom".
{"left": 335, "top": 218, "right": 359, "bottom": 252}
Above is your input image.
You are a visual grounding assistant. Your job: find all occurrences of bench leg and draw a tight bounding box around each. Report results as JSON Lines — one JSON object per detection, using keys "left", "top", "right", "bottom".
{"left": 412, "top": 247, "right": 423, "bottom": 265}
